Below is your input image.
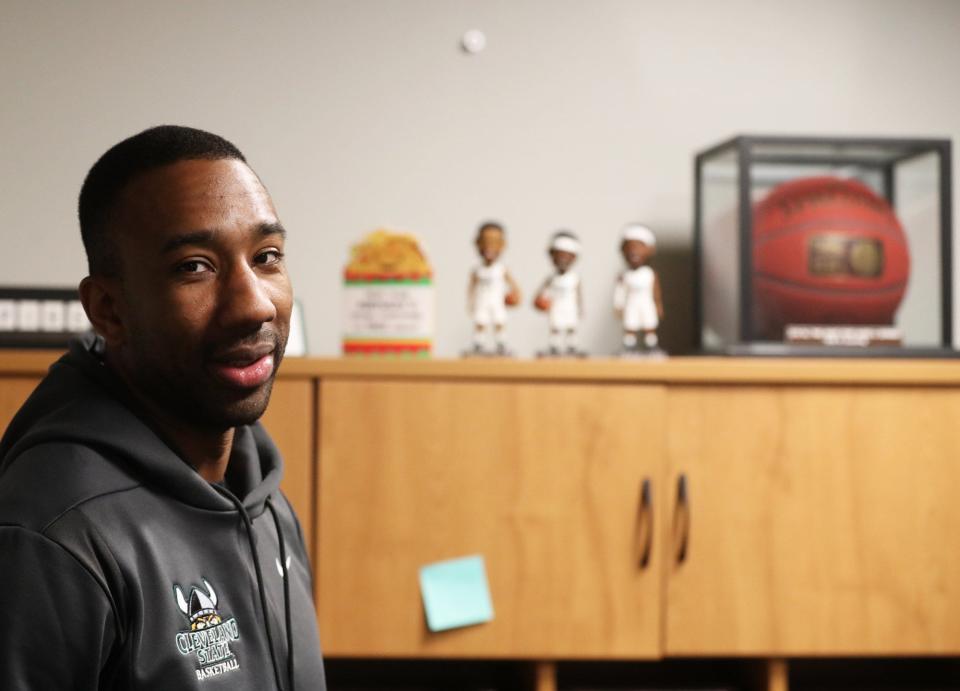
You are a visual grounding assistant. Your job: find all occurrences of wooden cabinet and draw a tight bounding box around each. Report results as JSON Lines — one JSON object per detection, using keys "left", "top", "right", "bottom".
{"left": 7, "top": 353, "right": 960, "bottom": 689}
{"left": 308, "top": 361, "right": 960, "bottom": 674}
{"left": 665, "top": 385, "right": 960, "bottom": 655}
{"left": 316, "top": 378, "right": 666, "bottom": 658}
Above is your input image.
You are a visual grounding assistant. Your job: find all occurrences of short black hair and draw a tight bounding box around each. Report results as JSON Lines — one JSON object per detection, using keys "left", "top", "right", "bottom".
{"left": 78, "top": 125, "right": 247, "bottom": 275}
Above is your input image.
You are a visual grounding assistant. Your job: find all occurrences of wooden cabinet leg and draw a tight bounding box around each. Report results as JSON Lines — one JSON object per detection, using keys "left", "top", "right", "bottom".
{"left": 765, "top": 658, "right": 789, "bottom": 691}
{"left": 531, "top": 661, "right": 557, "bottom": 691}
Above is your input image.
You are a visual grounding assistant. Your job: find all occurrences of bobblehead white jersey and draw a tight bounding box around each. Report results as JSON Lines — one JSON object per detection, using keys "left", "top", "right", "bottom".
{"left": 546, "top": 270, "right": 580, "bottom": 330}
{"left": 615, "top": 265, "right": 658, "bottom": 331}
{"left": 472, "top": 261, "right": 508, "bottom": 326}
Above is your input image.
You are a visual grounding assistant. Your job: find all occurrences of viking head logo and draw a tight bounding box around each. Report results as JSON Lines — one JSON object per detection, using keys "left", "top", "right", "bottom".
{"left": 174, "top": 579, "right": 223, "bottom": 631}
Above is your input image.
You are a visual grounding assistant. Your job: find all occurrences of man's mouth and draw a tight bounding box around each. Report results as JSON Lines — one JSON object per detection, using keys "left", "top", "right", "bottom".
{"left": 207, "top": 346, "right": 276, "bottom": 389}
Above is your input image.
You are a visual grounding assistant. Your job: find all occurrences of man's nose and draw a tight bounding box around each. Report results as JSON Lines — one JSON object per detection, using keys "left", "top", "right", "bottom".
{"left": 217, "top": 261, "right": 277, "bottom": 330}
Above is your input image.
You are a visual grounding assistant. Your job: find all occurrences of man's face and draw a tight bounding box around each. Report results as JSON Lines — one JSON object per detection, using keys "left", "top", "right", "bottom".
{"left": 107, "top": 158, "right": 292, "bottom": 430}
{"left": 622, "top": 239, "right": 654, "bottom": 270}
{"left": 476, "top": 227, "right": 505, "bottom": 264}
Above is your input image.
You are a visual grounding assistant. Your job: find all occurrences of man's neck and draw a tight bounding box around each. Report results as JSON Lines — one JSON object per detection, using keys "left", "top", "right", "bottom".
{"left": 104, "top": 351, "right": 234, "bottom": 483}
{"left": 168, "top": 427, "right": 234, "bottom": 483}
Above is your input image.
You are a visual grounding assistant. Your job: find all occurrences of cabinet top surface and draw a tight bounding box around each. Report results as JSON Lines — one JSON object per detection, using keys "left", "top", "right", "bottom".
{"left": 4, "top": 349, "right": 960, "bottom": 385}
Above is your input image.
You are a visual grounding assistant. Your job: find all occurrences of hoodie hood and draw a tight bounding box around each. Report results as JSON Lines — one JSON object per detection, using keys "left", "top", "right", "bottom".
{"left": 0, "top": 333, "right": 283, "bottom": 512}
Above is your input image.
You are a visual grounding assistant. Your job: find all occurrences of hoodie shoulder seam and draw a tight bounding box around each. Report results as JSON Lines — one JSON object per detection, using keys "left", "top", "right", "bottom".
{"left": 41, "top": 482, "right": 142, "bottom": 534}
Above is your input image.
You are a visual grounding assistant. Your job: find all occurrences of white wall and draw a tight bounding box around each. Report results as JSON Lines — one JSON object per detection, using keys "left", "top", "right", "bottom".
{"left": 4, "top": 0, "right": 960, "bottom": 356}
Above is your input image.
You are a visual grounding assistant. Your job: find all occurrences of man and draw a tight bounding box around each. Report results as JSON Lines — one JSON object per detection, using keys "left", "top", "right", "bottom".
{"left": 0, "top": 126, "right": 325, "bottom": 689}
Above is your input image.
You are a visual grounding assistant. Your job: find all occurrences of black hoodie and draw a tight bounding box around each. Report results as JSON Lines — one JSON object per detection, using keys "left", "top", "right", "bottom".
{"left": 0, "top": 334, "right": 325, "bottom": 690}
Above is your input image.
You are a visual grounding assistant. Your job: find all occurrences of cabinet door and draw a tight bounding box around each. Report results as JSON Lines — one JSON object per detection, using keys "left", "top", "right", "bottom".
{"left": 665, "top": 386, "right": 960, "bottom": 655}
{"left": 261, "top": 378, "right": 315, "bottom": 556}
{"left": 317, "top": 379, "right": 665, "bottom": 658}
{"left": 0, "top": 377, "right": 42, "bottom": 433}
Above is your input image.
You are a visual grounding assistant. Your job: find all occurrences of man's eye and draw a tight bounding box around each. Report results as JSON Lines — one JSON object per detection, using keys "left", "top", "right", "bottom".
{"left": 255, "top": 249, "right": 284, "bottom": 266}
{"left": 178, "top": 260, "right": 212, "bottom": 274}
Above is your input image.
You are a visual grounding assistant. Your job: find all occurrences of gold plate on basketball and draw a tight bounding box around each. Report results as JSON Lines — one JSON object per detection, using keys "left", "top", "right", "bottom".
{"left": 807, "top": 235, "right": 884, "bottom": 278}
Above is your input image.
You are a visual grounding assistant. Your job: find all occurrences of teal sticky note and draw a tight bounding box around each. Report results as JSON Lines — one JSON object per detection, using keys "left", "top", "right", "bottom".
{"left": 419, "top": 555, "right": 494, "bottom": 632}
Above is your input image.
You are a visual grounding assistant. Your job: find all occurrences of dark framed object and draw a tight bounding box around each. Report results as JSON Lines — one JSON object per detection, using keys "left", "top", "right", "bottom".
{"left": 0, "top": 286, "right": 91, "bottom": 349}
{"left": 693, "top": 135, "right": 954, "bottom": 356}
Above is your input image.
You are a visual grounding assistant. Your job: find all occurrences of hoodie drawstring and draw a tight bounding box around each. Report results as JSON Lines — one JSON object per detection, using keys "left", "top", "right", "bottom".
{"left": 266, "top": 497, "right": 295, "bottom": 691}
{"left": 213, "top": 485, "right": 292, "bottom": 691}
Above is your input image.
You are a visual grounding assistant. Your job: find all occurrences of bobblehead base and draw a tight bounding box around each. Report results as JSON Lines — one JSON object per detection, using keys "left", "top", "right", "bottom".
{"left": 462, "top": 343, "right": 514, "bottom": 358}
{"left": 536, "top": 345, "right": 587, "bottom": 359}
{"left": 617, "top": 344, "right": 668, "bottom": 360}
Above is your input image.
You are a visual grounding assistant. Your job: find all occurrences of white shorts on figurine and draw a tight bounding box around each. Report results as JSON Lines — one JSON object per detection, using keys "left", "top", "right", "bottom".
{"left": 623, "top": 297, "right": 658, "bottom": 332}
{"left": 549, "top": 302, "right": 578, "bottom": 331}
{"left": 617, "top": 265, "right": 658, "bottom": 331}
{"left": 473, "top": 293, "right": 507, "bottom": 327}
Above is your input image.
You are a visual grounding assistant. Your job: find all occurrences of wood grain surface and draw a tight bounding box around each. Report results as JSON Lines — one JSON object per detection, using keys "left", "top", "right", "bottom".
{"left": 317, "top": 378, "right": 666, "bottom": 658}
{"left": 665, "top": 385, "right": 960, "bottom": 655}
{"left": 261, "top": 378, "right": 315, "bottom": 557}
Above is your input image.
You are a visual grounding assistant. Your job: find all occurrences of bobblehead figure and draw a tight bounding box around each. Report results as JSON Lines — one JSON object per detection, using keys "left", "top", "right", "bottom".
{"left": 467, "top": 221, "right": 521, "bottom": 356}
{"left": 614, "top": 223, "right": 664, "bottom": 354}
{"left": 534, "top": 231, "right": 585, "bottom": 357}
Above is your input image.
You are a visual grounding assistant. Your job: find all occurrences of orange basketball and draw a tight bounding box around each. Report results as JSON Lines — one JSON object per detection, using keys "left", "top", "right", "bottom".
{"left": 534, "top": 294, "right": 551, "bottom": 311}
{"left": 504, "top": 290, "right": 520, "bottom": 307}
{"left": 752, "top": 176, "right": 910, "bottom": 338}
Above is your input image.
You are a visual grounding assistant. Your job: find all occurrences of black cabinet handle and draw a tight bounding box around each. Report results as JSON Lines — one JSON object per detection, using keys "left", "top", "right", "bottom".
{"left": 674, "top": 473, "right": 690, "bottom": 564}
{"left": 636, "top": 477, "right": 653, "bottom": 569}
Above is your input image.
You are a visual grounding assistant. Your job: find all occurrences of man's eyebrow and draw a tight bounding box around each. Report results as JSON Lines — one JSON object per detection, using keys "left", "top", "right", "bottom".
{"left": 161, "top": 223, "right": 286, "bottom": 254}
{"left": 259, "top": 222, "right": 286, "bottom": 239}
{"left": 162, "top": 230, "right": 215, "bottom": 254}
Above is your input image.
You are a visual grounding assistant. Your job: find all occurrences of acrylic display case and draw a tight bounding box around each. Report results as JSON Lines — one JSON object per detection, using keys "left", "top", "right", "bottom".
{"left": 694, "top": 135, "right": 953, "bottom": 356}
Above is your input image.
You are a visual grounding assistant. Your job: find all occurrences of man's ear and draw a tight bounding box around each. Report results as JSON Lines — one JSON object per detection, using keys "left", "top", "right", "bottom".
{"left": 79, "top": 275, "right": 125, "bottom": 346}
